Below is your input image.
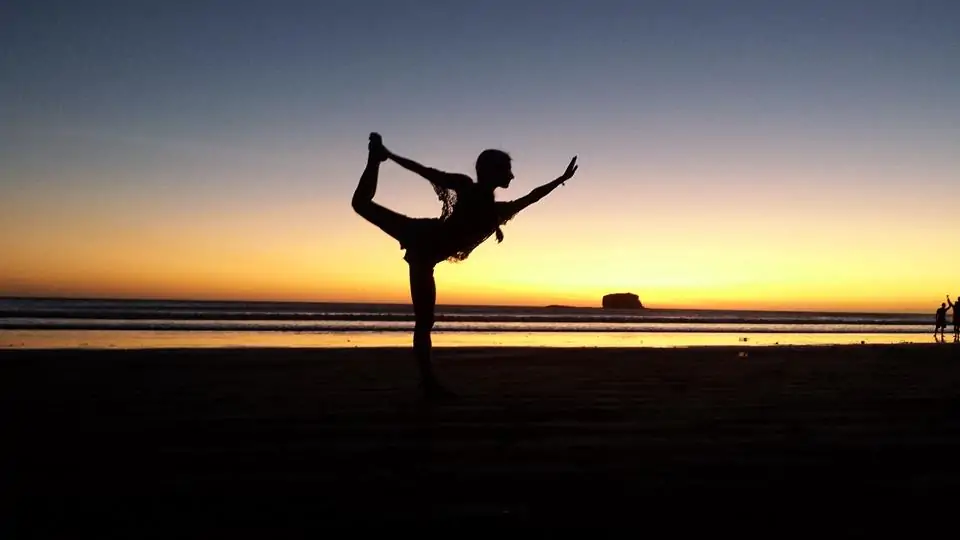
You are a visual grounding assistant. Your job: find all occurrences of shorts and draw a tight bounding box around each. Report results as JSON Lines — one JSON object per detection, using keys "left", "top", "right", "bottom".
{"left": 399, "top": 218, "right": 449, "bottom": 266}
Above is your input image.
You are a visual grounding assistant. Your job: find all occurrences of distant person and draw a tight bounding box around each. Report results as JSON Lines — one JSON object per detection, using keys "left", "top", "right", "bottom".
{"left": 352, "top": 132, "right": 579, "bottom": 399}
{"left": 935, "top": 296, "right": 951, "bottom": 341}
{"left": 949, "top": 295, "right": 959, "bottom": 342}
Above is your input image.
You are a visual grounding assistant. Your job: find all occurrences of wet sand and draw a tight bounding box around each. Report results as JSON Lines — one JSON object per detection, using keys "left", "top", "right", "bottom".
{"left": 4, "top": 344, "right": 960, "bottom": 535}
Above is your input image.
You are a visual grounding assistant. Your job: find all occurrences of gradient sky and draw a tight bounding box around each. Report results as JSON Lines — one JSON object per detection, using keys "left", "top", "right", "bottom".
{"left": 2, "top": 0, "right": 959, "bottom": 311}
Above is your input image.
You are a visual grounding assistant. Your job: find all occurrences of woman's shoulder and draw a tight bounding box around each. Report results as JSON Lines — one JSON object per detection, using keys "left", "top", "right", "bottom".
{"left": 444, "top": 173, "right": 475, "bottom": 190}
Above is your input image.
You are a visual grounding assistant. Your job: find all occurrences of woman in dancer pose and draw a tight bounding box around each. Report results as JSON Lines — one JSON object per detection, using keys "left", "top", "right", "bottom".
{"left": 352, "top": 132, "right": 578, "bottom": 399}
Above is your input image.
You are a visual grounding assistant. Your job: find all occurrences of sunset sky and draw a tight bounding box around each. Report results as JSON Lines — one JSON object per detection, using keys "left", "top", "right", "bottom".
{"left": 2, "top": 0, "right": 958, "bottom": 312}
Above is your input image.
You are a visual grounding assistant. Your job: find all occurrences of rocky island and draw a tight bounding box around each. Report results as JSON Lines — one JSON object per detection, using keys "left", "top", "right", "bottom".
{"left": 601, "top": 293, "right": 644, "bottom": 309}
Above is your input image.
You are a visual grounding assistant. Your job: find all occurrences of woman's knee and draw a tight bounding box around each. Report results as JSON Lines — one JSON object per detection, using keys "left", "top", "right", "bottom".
{"left": 414, "top": 315, "right": 435, "bottom": 332}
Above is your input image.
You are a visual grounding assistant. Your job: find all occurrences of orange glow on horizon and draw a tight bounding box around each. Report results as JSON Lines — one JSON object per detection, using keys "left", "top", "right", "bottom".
{"left": 3, "top": 156, "right": 957, "bottom": 315}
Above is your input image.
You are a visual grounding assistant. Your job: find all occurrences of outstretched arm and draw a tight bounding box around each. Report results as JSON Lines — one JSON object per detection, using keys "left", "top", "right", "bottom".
{"left": 501, "top": 156, "right": 578, "bottom": 216}
{"left": 368, "top": 133, "right": 469, "bottom": 191}
{"left": 385, "top": 151, "right": 470, "bottom": 192}
{"left": 389, "top": 152, "right": 454, "bottom": 184}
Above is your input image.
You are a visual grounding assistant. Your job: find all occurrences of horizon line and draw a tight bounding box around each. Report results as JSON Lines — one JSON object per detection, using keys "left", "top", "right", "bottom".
{"left": 0, "top": 294, "right": 936, "bottom": 316}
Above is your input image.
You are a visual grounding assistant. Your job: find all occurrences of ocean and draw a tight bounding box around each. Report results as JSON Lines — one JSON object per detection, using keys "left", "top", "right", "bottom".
{"left": 0, "top": 297, "right": 941, "bottom": 349}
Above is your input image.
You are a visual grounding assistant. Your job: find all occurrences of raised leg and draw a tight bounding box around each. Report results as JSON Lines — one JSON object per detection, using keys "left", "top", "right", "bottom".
{"left": 352, "top": 143, "right": 412, "bottom": 244}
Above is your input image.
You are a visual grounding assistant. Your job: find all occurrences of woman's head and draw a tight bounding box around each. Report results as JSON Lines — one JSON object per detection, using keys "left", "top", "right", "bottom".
{"left": 476, "top": 149, "right": 514, "bottom": 188}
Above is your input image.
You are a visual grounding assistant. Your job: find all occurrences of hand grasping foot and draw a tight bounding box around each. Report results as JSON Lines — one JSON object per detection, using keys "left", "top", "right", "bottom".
{"left": 369, "top": 132, "right": 389, "bottom": 162}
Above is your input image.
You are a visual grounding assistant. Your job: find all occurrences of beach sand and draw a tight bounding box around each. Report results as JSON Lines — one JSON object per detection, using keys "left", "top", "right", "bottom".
{"left": 5, "top": 343, "right": 960, "bottom": 535}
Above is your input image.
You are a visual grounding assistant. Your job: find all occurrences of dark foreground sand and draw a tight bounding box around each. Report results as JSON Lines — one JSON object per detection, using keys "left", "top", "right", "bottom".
{"left": 4, "top": 344, "right": 960, "bottom": 535}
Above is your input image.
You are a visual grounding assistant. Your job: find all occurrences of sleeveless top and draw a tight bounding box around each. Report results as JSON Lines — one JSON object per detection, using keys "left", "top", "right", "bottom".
{"left": 431, "top": 175, "right": 519, "bottom": 262}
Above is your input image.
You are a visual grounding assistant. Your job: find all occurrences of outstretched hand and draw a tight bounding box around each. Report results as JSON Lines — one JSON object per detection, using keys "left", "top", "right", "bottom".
{"left": 369, "top": 132, "right": 389, "bottom": 162}
{"left": 559, "top": 156, "right": 578, "bottom": 183}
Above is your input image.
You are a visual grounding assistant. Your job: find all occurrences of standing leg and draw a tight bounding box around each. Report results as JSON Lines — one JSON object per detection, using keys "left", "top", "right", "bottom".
{"left": 408, "top": 262, "right": 454, "bottom": 399}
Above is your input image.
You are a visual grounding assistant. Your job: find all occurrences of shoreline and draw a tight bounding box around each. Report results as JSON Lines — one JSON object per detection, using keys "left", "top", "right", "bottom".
{"left": 2, "top": 328, "right": 944, "bottom": 349}
{"left": 4, "top": 341, "right": 955, "bottom": 353}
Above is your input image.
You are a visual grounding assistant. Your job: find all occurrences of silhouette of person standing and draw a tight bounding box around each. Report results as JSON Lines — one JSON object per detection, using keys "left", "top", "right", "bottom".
{"left": 352, "top": 133, "right": 578, "bottom": 399}
{"left": 935, "top": 296, "right": 951, "bottom": 342}
{"left": 948, "top": 295, "right": 958, "bottom": 342}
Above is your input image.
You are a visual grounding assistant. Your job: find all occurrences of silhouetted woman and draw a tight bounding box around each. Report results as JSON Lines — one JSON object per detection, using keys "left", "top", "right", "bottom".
{"left": 935, "top": 296, "right": 951, "bottom": 342}
{"left": 352, "top": 133, "right": 578, "bottom": 398}
{"left": 948, "top": 295, "right": 958, "bottom": 342}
